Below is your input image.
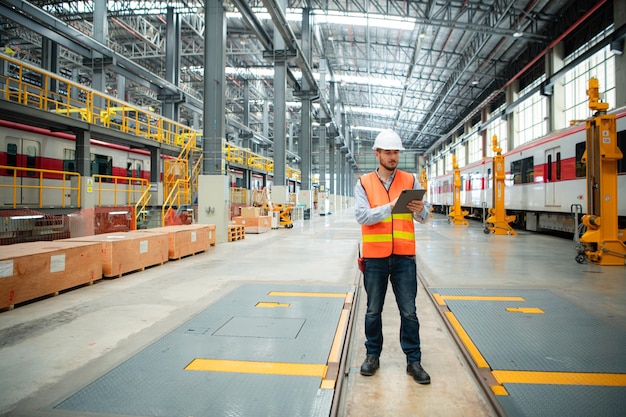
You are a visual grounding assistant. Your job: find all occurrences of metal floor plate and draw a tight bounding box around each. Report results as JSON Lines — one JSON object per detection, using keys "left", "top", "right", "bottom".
{"left": 431, "top": 288, "right": 626, "bottom": 417}
{"left": 51, "top": 283, "right": 353, "bottom": 417}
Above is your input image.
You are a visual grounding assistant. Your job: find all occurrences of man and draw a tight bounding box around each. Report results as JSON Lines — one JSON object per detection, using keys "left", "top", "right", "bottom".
{"left": 354, "top": 128, "right": 431, "bottom": 384}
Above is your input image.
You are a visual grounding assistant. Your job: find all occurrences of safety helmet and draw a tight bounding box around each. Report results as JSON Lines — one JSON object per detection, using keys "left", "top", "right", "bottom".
{"left": 372, "top": 129, "right": 405, "bottom": 150}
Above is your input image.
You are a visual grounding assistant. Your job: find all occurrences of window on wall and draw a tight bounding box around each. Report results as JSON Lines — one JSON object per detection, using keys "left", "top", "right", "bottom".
{"left": 467, "top": 130, "right": 481, "bottom": 163}
{"left": 456, "top": 144, "right": 466, "bottom": 167}
{"left": 515, "top": 76, "right": 547, "bottom": 148}
{"left": 563, "top": 26, "right": 616, "bottom": 125}
{"left": 487, "top": 104, "right": 508, "bottom": 157}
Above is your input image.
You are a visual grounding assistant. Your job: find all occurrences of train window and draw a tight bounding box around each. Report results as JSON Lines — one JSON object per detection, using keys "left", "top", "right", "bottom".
{"left": 135, "top": 162, "right": 142, "bottom": 178}
{"left": 618, "top": 130, "right": 626, "bottom": 174}
{"left": 91, "top": 153, "right": 112, "bottom": 181}
{"left": 556, "top": 151, "right": 561, "bottom": 180}
{"left": 126, "top": 162, "right": 132, "bottom": 177}
{"left": 511, "top": 156, "right": 534, "bottom": 184}
{"left": 6, "top": 143, "right": 17, "bottom": 175}
{"left": 547, "top": 154, "right": 552, "bottom": 182}
{"left": 25, "top": 145, "right": 37, "bottom": 177}
{"left": 575, "top": 142, "right": 586, "bottom": 178}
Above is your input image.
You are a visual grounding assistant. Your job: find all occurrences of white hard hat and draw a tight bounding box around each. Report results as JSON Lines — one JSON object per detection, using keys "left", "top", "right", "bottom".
{"left": 372, "top": 129, "right": 405, "bottom": 150}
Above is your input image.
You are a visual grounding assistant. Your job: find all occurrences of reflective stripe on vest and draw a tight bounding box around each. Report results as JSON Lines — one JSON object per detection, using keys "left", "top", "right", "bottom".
{"left": 360, "top": 170, "right": 416, "bottom": 258}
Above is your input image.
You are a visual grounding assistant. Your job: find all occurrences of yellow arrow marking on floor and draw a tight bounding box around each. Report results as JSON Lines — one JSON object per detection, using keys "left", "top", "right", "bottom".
{"left": 492, "top": 370, "right": 626, "bottom": 387}
{"left": 506, "top": 307, "right": 544, "bottom": 314}
{"left": 434, "top": 294, "right": 526, "bottom": 306}
{"left": 185, "top": 359, "right": 327, "bottom": 377}
{"left": 256, "top": 302, "right": 290, "bottom": 308}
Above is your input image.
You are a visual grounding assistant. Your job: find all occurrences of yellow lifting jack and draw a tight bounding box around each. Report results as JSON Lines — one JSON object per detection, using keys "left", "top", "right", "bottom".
{"left": 485, "top": 135, "right": 517, "bottom": 235}
{"left": 576, "top": 78, "right": 626, "bottom": 265}
{"left": 448, "top": 154, "right": 469, "bottom": 225}
{"left": 418, "top": 168, "right": 434, "bottom": 220}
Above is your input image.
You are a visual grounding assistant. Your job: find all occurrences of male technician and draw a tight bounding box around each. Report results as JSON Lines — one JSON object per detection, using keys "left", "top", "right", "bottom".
{"left": 354, "top": 128, "right": 431, "bottom": 384}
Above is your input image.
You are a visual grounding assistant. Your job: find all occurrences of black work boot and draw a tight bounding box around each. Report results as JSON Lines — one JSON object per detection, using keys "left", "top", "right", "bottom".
{"left": 360, "top": 355, "right": 379, "bottom": 376}
{"left": 407, "top": 362, "right": 431, "bottom": 384}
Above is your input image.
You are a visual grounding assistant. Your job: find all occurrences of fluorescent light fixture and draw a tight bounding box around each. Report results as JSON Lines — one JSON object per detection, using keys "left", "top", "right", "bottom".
{"left": 353, "top": 126, "right": 386, "bottom": 132}
{"left": 513, "top": 30, "right": 523, "bottom": 38}
{"left": 226, "top": 67, "right": 275, "bottom": 78}
{"left": 108, "top": 211, "right": 129, "bottom": 215}
{"left": 10, "top": 215, "right": 44, "bottom": 220}
{"left": 346, "top": 106, "right": 397, "bottom": 117}
{"left": 335, "top": 74, "right": 403, "bottom": 89}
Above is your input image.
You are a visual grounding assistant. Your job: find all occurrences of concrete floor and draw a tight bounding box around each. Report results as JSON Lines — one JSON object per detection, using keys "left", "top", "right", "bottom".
{"left": 1, "top": 207, "right": 624, "bottom": 417}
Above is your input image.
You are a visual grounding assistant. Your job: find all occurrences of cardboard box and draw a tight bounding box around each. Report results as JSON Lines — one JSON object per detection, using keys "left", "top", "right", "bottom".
{"left": 0, "top": 241, "right": 102, "bottom": 310}
{"left": 240, "top": 207, "right": 263, "bottom": 218}
{"left": 61, "top": 231, "right": 168, "bottom": 278}
{"left": 232, "top": 216, "right": 271, "bottom": 234}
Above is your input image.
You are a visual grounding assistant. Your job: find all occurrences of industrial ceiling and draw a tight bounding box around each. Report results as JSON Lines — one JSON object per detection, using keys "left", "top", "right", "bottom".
{"left": 0, "top": 0, "right": 613, "bottom": 174}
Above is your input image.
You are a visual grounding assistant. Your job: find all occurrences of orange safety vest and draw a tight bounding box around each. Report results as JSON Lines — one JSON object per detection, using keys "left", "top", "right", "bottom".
{"left": 360, "top": 170, "right": 416, "bottom": 258}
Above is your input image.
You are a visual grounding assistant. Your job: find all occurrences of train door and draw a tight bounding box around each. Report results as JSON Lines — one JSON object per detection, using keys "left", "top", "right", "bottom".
{"left": 4, "top": 137, "right": 40, "bottom": 205}
{"left": 544, "top": 146, "right": 561, "bottom": 207}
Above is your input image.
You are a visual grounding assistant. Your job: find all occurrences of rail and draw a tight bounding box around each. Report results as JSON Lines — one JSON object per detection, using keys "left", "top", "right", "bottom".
{"left": 0, "top": 165, "right": 80, "bottom": 208}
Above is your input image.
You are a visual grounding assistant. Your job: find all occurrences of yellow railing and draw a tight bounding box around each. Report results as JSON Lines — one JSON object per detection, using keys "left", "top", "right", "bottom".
{"left": 161, "top": 178, "right": 189, "bottom": 226}
{"left": 0, "top": 53, "right": 302, "bottom": 183}
{"left": 133, "top": 186, "right": 153, "bottom": 228}
{"left": 230, "top": 187, "right": 248, "bottom": 204}
{"left": 0, "top": 53, "right": 198, "bottom": 149}
{"left": 92, "top": 174, "right": 149, "bottom": 206}
{"left": 0, "top": 165, "right": 81, "bottom": 208}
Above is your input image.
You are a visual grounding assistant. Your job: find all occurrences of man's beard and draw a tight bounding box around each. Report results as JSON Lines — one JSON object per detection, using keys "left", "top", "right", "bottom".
{"left": 380, "top": 160, "right": 397, "bottom": 171}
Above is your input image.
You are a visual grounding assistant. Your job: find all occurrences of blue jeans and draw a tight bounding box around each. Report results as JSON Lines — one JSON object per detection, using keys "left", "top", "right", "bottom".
{"left": 362, "top": 254, "right": 422, "bottom": 363}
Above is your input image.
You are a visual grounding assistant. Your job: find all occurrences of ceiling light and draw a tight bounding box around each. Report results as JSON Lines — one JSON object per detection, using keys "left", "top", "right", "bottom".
{"left": 513, "top": 30, "right": 523, "bottom": 38}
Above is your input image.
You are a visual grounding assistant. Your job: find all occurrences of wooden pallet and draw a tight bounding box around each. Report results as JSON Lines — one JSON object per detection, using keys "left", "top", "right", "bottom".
{"left": 227, "top": 224, "right": 245, "bottom": 242}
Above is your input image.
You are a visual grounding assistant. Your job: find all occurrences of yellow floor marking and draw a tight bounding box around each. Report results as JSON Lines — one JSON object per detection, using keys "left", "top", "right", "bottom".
{"left": 327, "top": 309, "right": 349, "bottom": 365}
{"left": 491, "top": 385, "right": 509, "bottom": 396}
{"left": 492, "top": 370, "right": 626, "bottom": 386}
{"left": 433, "top": 293, "right": 447, "bottom": 305}
{"left": 256, "top": 302, "right": 290, "bottom": 308}
{"left": 185, "top": 359, "right": 327, "bottom": 377}
{"left": 268, "top": 291, "right": 347, "bottom": 298}
{"left": 445, "top": 311, "right": 490, "bottom": 368}
{"left": 506, "top": 307, "right": 544, "bottom": 314}
{"left": 438, "top": 295, "right": 526, "bottom": 303}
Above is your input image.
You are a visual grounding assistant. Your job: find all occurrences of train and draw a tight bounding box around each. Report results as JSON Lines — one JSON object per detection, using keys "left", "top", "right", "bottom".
{"left": 428, "top": 106, "right": 626, "bottom": 235}
{"left": 0, "top": 120, "right": 274, "bottom": 208}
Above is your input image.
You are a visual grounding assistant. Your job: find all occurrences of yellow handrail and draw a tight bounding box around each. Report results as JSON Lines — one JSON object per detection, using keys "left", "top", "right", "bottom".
{"left": 92, "top": 174, "right": 150, "bottom": 206}
{"left": 0, "top": 165, "right": 81, "bottom": 208}
{"left": 0, "top": 53, "right": 302, "bottom": 185}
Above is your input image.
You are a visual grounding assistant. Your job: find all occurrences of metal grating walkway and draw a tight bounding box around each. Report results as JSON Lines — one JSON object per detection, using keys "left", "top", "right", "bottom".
{"left": 50, "top": 284, "right": 354, "bottom": 417}
{"left": 431, "top": 288, "right": 626, "bottom": 417}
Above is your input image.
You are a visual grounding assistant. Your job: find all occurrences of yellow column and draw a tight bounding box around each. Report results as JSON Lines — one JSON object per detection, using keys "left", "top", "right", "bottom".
{"left": 485, "top": 135, "right": 517, "bottom": 235}
{"left": 578, "top": 78, "right": 626, "bottom": 265}
{"left": 448, "top": 154, "right": 468, "bottom": 225}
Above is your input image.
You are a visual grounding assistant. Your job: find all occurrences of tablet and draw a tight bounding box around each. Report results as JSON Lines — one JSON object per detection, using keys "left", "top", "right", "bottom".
{"left": 391, "top": 189, "right": 426, "bottom": 214}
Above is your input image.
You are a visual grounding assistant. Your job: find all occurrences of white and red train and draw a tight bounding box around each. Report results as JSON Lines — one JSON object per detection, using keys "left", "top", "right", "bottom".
{"left": 428, "top": 107, "right": 626, "bottom": 234}
{"left": 0, "top": 120, "right": 157, "bottom": 207}
{"left": 0, "top": 121, "right": 269, "bottom": 207}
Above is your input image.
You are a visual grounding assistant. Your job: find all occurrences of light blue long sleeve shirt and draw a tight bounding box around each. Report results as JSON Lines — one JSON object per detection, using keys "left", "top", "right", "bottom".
{"left": 354, "top": 169, "right": 431, "bottom": 225}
